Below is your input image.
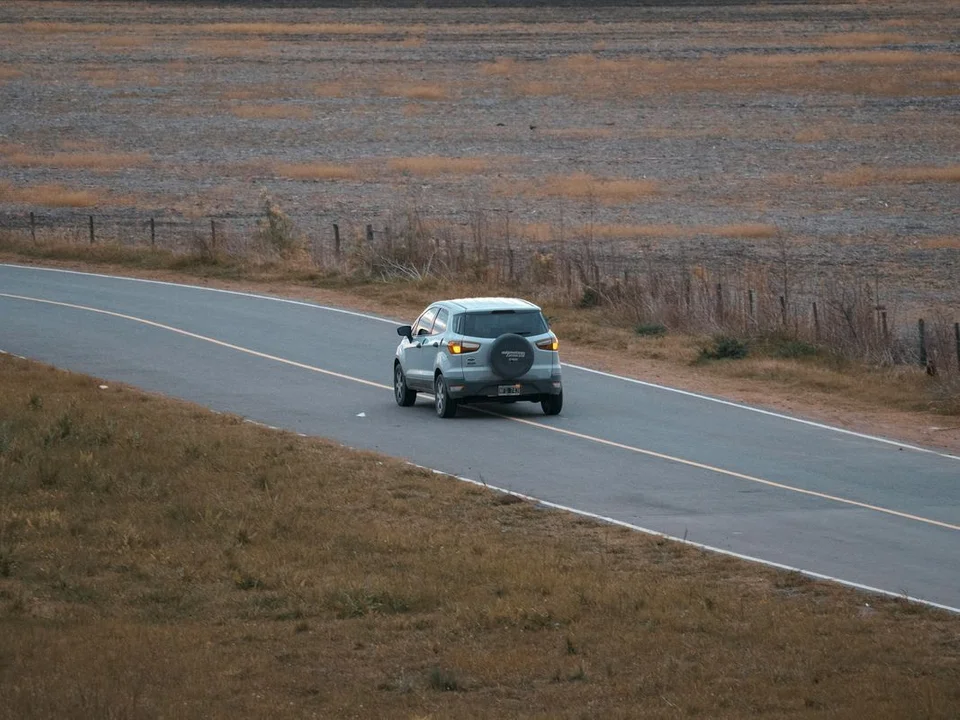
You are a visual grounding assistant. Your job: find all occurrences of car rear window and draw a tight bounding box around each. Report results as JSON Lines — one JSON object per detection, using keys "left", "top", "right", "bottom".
{"left": 458, "top": 310, "right": 547, "bottom": 339}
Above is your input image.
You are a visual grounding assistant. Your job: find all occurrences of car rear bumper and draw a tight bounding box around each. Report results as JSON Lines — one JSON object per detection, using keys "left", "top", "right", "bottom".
{"left": 445, "top": 376, "right": 562, "bottom": 403}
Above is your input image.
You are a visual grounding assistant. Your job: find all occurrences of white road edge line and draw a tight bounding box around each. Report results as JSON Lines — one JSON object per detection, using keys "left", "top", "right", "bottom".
{"left": 3, "top": 291, "right": 958, "bottom": 611}
{"left": 3, "top": 290, "right": 957, "bottom": 534}
{"left": 405, "top": 461, "right": 960, "bottom": 615}
{"left": 3, "top": 262, "right": 958, "bottom": 462}
{"left": 0, "top": 292, "right": 391, "bottom": 392}
{"left": 563, "top": 362, "right": 960, "bottom": 462}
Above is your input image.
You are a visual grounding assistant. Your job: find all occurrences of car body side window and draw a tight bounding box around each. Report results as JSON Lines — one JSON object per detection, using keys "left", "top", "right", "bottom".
{"left": 431, "top": 308, "right": 449, "bottom": 336}
{"left": 413, "top": 306, "right": 439, "bottom": 336}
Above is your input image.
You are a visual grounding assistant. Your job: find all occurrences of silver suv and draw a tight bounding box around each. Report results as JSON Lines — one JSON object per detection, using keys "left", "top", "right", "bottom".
{"left": 394, "top": 297, "right": 563, "bottom": 418}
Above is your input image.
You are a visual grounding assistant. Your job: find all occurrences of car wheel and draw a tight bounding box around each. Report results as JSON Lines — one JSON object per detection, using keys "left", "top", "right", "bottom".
{"left": 541, "top": 391, "right": 562, "bottom": 416}
{"left": 434, "top": 373, "right": 458, "bottom": 418}
{"left": 394, "top": 363, "right": 417, "bottom": 407}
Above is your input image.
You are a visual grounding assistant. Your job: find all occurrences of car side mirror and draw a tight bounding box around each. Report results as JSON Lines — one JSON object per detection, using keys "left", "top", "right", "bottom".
{"left": 397, "top": 325, "right": 413, "bottom": 340}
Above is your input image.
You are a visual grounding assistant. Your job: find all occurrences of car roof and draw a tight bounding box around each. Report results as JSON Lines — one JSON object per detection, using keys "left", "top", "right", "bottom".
{"left": 442, "top": 297, "right": 540, "bottom": 312}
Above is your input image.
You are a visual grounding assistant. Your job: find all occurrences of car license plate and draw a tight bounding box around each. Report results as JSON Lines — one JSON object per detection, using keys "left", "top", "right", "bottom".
{"left": 498, "top": 384, "right": 521, "bottom": 396}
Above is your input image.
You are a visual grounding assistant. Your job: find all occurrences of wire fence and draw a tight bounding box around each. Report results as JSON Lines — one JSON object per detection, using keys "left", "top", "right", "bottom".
{"left": 2, "top": 207, "right": 958, "bottom": 378}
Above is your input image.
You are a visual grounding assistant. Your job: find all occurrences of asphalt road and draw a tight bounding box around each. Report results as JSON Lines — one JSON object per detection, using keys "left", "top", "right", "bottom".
{"left": 2, "top": 263, "right": 958, "bottom": 610}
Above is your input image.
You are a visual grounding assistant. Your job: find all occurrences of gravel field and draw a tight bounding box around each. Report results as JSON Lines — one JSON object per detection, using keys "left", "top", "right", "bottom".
{"left": 1, "top": 1, "right": 958, "bottom": 312}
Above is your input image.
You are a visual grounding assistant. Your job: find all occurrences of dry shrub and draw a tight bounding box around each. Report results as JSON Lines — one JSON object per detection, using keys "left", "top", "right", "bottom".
{"left": 272, "top": 162, "right": 360, "bottom": 181}
{"left": 826, "top": 165, "right": 960, "bottom": 186}
{"left": 7, "top": 151, "right": 151, "bottom": 172}
{"left": 386, "top": 156, "right": 489, "bottom": 176}
{"left": 380, "top": 83, "right": 449, "bottom": 101}
{"left": 254, "top": 192, "right": 305, "bottom": 260}
{"left": 0, "top": 182, "right": 103, "bottom": 208}
{"left": 229, "top": 104, "right": 312, "bottom": 120}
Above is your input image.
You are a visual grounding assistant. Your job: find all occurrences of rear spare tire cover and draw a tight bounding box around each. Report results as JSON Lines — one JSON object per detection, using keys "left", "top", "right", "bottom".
{"left": 489, "top": 333, "right": 535, "bottom": 379}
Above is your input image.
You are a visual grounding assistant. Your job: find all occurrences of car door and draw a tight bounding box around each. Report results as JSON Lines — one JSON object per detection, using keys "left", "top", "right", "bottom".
{"left": 405, "top": 306, "right": 439, "bottom": 389}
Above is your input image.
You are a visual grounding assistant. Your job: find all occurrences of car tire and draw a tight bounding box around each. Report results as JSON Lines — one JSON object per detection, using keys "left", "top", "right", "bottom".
{"left": 394, "top": 362, "right": 417, "bottom": 407}
{"left": 489, "top": 333, "right": 535, "bottom": 379}
{"left": 541, "top": 391, "right": 562, "bottom": 416}
{"left": 434, "top": 373, "right": 458, "bottom": 418}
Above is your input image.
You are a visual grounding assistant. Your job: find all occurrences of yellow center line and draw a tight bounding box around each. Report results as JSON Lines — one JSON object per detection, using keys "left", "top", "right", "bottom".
{"left": 4, "top": 291, "right": 958, "bottom": 533}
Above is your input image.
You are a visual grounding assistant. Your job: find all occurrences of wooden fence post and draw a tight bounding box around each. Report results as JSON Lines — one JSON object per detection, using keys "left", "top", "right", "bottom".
{"left": 812, "top": 302, "right": 820, "bottom": 341}
{"left": 333, "top": 224, "right": 340, "bottom": 257}
{"left": 30, "top": 212, "right": 36, "bottom": 244}
{"left": 716, "top": 283, "right": 723, "bottom": 323}
{"left": 150, "top": 217, "right": 155, "bottom": 247}
{"left": 366, "top": 224, "right": 374, "bottom": 244}
{"left": 779, "top": 295, "right": 786, "bottom": 326}
{"left": 748, "top": 289, "right": 755, "bottom": 324}
{"left": 918, "top": 318, "right": 927, "bottom": 367}
{"left": 955, "top": 322, "right": 960, "bottom": 370}
{"left": 89, "top": 215, "right": 95, "bottom": 244}
{"left": 210, "top": 219, "right": 217, "bottom": 253}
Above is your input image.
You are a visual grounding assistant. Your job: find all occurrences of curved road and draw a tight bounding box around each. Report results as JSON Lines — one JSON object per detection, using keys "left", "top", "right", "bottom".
{"left": 2, "top": 263, "right": 958, "bottom": 610}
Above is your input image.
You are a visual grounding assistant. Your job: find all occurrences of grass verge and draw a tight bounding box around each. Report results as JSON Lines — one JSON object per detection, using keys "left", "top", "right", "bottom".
{"left": 0, "top": 354, "right": 958, "bottom": 718}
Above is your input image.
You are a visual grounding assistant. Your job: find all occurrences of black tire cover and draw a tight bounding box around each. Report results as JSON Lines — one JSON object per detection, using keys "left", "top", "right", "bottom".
{"left": 489, "top": 333, "right": 535, "bottom": 379}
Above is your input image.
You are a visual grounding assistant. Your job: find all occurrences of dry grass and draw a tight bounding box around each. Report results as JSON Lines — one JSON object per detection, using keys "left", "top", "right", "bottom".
{"left": 386, "top": 156, "right": 490, "bottom": 176}
{"left": 20, "top": 21, "right": 111, "bottom": 33}
{"left": 189, "top": 22, "right": 388, "bottom": 35}
{"left": 814, "top": 32, "right": 910, "bottom": 47}
{"left": 826, "top": 165, "right": 960, "bottom": 186}
{"left": 229, "top": 104, "right": 312, "bottom": 121}
{"left": 77, "top": 67, "right": 121, "bottom": 87}
{"left": 6, "top": 151, "right": 151, "bottom": 172}
{"left": 219, "top": 85, "right": 296, "bottom": 102}
{"left": 917, "top": 236, "right": 960, "bottom": 249}
{"left": 507, "top": 173, "right": 660, "bottom": 204}
{"left": 313, "top": 82, "right": 347, "bottom": 98}
{"left": 95, "top": 35, "right": 153, "bottom": 51}
{"left": 380, "top": 83, "right": 449, "bottom": 101}
{"left": 0, "top": 182, "right": 104, "bottom": 208}
{"left": 480, "top": 50, "right": 959, "bottom": 99}
{"left": 272, "top": 162, "right": 361, "bottom": 181}
{"left": 549, "top": 222, "right": 778, "bottom": 241}
{"left": 0, "top": 65, "right": 23, "bottom": 81}
{"left": 543, "top": 128, "right": 616, "bottom": 140}
{"left": 184, "top": 38, "right": 271, "bottom": 58}
{"left": 0, "top": 353, "right": 957, "bottom": 718}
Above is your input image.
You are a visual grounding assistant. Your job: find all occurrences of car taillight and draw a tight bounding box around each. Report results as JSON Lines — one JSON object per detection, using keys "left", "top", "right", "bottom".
{"left": 447, "top": 340, "right": 480, "bottom": 354}
{"left": 536, "top": 334, "right": 559, "bottom": 351}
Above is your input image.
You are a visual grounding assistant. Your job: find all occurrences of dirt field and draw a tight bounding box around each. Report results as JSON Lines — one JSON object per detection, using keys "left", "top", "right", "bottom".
{"left": 1, "top": 0, "right": 958, "bottom": 317}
